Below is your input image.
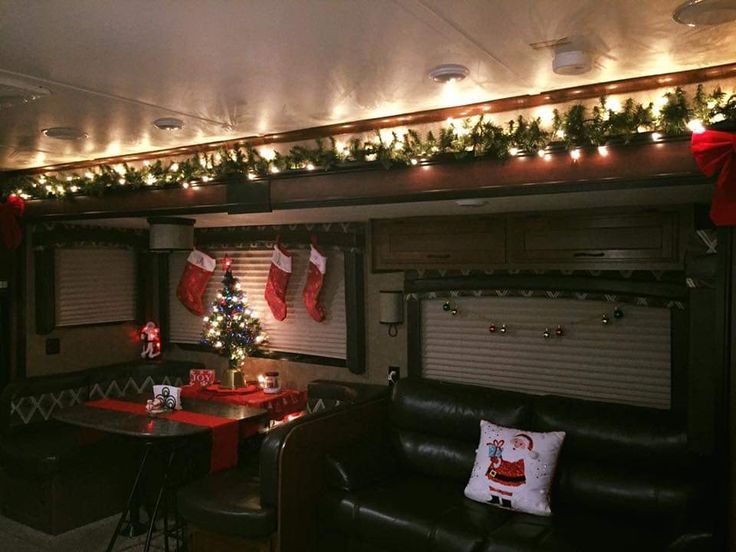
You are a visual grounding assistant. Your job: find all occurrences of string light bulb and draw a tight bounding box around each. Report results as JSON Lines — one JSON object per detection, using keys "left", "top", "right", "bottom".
{"left": 570, "top": 148, "right": 581, "bottom": 161}
{"left": 597, "top": 145, "right": 609, "bottom": 157}
{"left": 509, "top": 147, "right": 519, "bottom": 156}
{"left": 687, "top": 119, "right": 705, "bottom": 134}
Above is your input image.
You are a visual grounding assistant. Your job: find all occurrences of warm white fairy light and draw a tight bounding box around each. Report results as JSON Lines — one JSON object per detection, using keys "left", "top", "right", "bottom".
{"left": 570, "top": 148, "right": 581, "bottom": 161}
{"left": 66, "top": 176, "right": 73, "bottom": 182}
{"left": 118, "top": 177, "right": 126, "bottom": 185}
{"left": 202, "top": 175, "right": 211, "bottom": 182}
{"left": 410, "top": 158, "right": 418, "bottom": 165}
{"left": 85, "top": 171, "right": 94, "bottom": 179}
{"left": 170, "top": 162, "right": 179, "bottom": 172}
{"left": 687, "top": 119, "right": 705, "bottom": 134}
{"left": 70, "top": 185, "right": 79, "bottom": 192}
{"left": 598, "top": 145, "right": 609, "bottom": 157}
{"left": 247, "top": 172, "right": 256, "bottom": 180}
{"left": 509, "top": 147, "right": 519, "bottom": 156}
{"left": 270, "top": 165, "right": 280, "bottom": 174}
{"left": 555, "top": 129, "right": 566, "bottom": 139}
{"left": 146, "top": 175, "right": 156, "bottom": 185}
{"left": 306, "top": 163, "right": 315, "bottom": 171}
{"left": 182, "top": 182, "right": 189, "bottom": 189}
{"left": 537, "top": 148, "right": 546, "bottom": 158}
{"left": 651, "top": 132, "right": 663, "bottom": 141}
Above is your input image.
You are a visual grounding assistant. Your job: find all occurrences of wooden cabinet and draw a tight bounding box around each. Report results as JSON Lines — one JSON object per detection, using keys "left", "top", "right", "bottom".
{"left": 371, "top": 216, "right": 506, "bottom": 271}
{"left": 507, "top": 209, "right": 686, "bottom": 270}
{"left": 371, "top": 208, "right": 688, "bottom": 272}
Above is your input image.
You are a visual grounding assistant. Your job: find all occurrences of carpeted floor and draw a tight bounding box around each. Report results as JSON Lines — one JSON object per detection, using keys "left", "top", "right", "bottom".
{"left": 0, "top": 513, "right": 170, "bottom": 552}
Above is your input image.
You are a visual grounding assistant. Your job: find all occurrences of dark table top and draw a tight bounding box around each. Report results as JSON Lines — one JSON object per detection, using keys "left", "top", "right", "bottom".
{"left": 54, "top": 394, "right": 268, "bottom": 439}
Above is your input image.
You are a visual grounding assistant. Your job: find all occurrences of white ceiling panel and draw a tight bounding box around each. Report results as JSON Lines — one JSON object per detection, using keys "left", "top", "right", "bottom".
{"left": 0, "top": 0, "right": 734, "bottom": 169}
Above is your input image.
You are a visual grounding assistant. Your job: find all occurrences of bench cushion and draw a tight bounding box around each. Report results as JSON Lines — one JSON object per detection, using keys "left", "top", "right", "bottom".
{"left": 178, "top": 469, "right": 276, "bottom": 538}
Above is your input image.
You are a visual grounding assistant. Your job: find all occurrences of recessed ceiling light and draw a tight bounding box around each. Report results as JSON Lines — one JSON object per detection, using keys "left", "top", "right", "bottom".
{"left": 428, "top": 64, "right": 470, "bottom": 84}
{"left": 552, "top": 50, "right": 592, "bottom": 75}
{"left": 673, "top": 0, "right": 736, "bottom": 26}
{"left": 153, "top": 117, "right": 184, "bottom": 131}
{"left": 42, "top": 127, "right": 87, "bottom": 140}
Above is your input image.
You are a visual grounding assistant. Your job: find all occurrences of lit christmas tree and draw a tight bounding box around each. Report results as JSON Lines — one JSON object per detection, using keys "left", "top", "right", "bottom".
{"left": 201, "top": 257, "right": 267, "bottom": 379}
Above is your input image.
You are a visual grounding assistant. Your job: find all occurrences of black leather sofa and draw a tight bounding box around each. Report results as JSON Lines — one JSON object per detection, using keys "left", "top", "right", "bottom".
{"left": 0, "top": 359, "right": 204, "bottom": 534}
{"left": 248, "top": 378, "right": 713, "bottom": 552}
{"left": 316, "top": 379, "right": 714, "bottom": 551}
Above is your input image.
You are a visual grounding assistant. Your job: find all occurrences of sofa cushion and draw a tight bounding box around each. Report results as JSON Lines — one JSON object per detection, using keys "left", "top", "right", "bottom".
{"left": 390, "top": 380, "right": 533, "bottom": 481}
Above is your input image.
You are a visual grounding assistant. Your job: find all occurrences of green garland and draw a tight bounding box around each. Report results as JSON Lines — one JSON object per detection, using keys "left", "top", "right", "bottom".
{"left": 2, "top": 84, "right": 734, "bottom": 201}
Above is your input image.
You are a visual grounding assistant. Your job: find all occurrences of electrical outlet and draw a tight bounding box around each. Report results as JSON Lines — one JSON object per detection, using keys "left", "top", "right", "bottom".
{"left": 45, "top": 338, "right": 60, "bottom": 355}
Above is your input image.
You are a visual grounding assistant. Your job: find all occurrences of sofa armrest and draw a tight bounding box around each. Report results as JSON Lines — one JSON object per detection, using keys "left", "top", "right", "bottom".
{"left": 667, "top": 533, "right": 714, "bottom": 551}
{"left": 324, "top": 435, "right": 397, "bottom": 492}
{"left": 259, "top": 396, "right": 390, "bottom": 552}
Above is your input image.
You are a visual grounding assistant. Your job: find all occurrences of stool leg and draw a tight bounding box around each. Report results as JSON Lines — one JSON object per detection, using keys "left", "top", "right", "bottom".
{"left": 144, "top": 446, "right": 176, "bottom": 552}
{"left": 107, "top": 444, "right": 151, "bottom": 552}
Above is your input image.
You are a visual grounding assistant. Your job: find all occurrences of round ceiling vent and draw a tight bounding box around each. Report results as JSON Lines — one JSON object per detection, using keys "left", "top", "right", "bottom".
{"left": 42, "top": 127, "right": 87, "bottom": 140}
{"left": 428, "top": 64, "right": 470, "bottom": 83}
{"left": 153, "top": 117, "right": 184, "bottom": 131}
{"left": 673, "top": 0, "right": 736, "bottom": 26}
{"left": 552, "top": 50, "right": 592, "bottom": 76}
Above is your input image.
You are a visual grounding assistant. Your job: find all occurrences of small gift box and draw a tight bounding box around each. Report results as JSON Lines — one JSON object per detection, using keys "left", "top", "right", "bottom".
{"left": 189, "top": 369, "right": 216, "bottom": 387}
{"left": 152, "top": 385, "right": 182, "bottom": 410}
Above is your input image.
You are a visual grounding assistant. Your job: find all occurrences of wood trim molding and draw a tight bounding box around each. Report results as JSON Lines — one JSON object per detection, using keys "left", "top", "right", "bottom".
{"left": 12, "top": 62, "right": 736, "bottom": 176}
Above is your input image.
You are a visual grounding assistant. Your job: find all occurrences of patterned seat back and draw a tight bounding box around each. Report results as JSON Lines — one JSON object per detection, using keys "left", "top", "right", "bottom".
{"left": 0, "top": 372, "right": 89, "bottom": 433}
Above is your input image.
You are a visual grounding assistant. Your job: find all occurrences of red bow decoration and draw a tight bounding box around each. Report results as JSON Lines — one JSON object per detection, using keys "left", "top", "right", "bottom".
{"left": 691, "top": 129, "right": 736, "bottom": 225}
{"left": 0, "top": 195, "right": 25, "bottom": 250}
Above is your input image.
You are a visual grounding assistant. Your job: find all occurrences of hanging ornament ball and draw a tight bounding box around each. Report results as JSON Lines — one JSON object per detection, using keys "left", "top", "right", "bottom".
{"left": 451, "top": 308, "right": 458, "bottom": 316}
{"left": 489, "top": 323, "right": 497, "bottom": 333}
{"left": 543, "top": 328, "right": 552, "bottom": 339}
{"left": 613, "top": 307, "right": 624, "bottom": 319}
{"left": 442, "top": 301, "right": 451, "bottom": 312}
{"left": 555, "top": 325, "right": 564, "bottom": 337}
{"left": 499, "top": 324, "right": 507, "bottom": 334}
{"left": 601, "top": 314, "right": 610, "bottom": 325}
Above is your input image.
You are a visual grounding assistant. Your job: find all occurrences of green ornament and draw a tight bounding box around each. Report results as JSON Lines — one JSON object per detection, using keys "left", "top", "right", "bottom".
{"left": 613, "top": 307, "right": 624, "bottom": 319}
{"left": 442, "top": 301, "right": 451, "bottom": 312}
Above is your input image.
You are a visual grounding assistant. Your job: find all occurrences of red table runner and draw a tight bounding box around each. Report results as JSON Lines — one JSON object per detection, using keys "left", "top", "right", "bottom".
{"left": 87, "top": 399, "right": 238, "bottom": 473}
{"left": 181, "top": 385, "right": 307, "bottom": 421}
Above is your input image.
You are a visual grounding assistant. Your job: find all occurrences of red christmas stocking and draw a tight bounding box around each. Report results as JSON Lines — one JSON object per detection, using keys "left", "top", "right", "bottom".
{"left": 303, "top": 242, "right": 327, "bottom": 322}
{"left": 176, "top": 250, "right": 216, "bottom": 316}
{"left": 264, "top": 241, "right": 292, "bottom": 321}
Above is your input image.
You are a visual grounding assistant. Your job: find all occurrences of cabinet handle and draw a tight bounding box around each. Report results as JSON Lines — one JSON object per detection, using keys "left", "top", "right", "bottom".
{"left": 426, "top": 253, "right": 451, "bottom": 259}
{"left": 573, "top": 251, "right": 606, "bottom": 258}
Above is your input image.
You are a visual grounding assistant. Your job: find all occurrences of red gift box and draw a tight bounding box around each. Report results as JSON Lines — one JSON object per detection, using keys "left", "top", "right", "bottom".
{"left": 190, "top": 369, "right": 216, "bottom": 387}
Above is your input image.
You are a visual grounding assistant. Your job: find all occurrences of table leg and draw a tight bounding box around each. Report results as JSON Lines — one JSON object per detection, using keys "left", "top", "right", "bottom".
{"left": 144, "top": 446, "right": 176, "bottom": 552}
{"left": 106, "top": 445, "right": 151, "bottom": 552}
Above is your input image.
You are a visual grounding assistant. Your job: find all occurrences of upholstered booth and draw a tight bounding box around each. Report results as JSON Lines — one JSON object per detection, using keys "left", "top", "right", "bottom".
{"left": 177, "top": 379, "right": 388, "bottom": 551}
{"left": 253, "top": 378, "right": 713, "bottom": 552}
{"left": 0, "top": 359, "right": 203, "bottom": 534}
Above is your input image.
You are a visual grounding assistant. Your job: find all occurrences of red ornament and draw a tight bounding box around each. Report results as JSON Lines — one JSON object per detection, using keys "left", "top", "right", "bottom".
{"left": 489, "top": 323, "right": 497, "bottom": 333}
{"left": 140, "top": 321, "right": 161, "bottom": 359}
{"left": 691, "top": 129, "right": 736, "bottom": 225}
{"left": 555, "top": 325, "right": 564, "bottom": 337}
{"left": 0, "top": 194, "right": 25, "bottom": 251}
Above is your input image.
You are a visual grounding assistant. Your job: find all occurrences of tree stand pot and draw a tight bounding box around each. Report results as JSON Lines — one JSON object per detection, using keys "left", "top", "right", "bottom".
{"left": 221, "top": 368, "right": 245, "bottom": 389}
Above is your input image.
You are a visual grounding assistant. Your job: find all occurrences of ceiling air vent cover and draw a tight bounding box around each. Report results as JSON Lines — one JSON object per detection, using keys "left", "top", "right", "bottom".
{"left": 0, "top": 76, "right": 50, "bottom": 109}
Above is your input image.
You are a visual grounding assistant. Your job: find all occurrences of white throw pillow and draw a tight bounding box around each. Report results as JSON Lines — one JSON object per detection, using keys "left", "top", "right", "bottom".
{"left": 464, "top": 420, "right": 565, "bottom": 516}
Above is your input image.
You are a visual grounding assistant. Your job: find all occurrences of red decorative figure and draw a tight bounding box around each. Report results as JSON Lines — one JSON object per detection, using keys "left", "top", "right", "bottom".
{"left": 140, "top": 321, "right": 161, "bottom": 359}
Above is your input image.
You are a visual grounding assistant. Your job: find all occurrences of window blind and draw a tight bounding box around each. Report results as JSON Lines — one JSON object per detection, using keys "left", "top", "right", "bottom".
{"left": 169, "top": 249, "right": 346, "bottom": 360}
{"left": 421, "top": 296, "right": 671, "bottom": 409}
{"left": 56, "top": 248, "right": 137, "bottom": 326}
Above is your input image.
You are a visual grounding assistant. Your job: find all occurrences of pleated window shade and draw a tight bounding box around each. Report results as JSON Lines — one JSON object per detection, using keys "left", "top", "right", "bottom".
{"left": 421, "top": 296, "right": 671, "bottom": 409}
{"left": 169, "top": 249, "right": 347, "bottom": 360}
{"left": 55, "top": 248, "right": 137, "bottom": 326}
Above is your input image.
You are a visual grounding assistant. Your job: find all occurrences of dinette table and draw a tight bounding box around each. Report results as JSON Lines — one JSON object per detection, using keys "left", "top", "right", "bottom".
{"left": 54, "top": 393, "right": 267, "bottom": 552}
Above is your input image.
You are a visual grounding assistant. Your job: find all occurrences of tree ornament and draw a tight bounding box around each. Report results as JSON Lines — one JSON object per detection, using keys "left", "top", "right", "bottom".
{"left": 601, "top": 314, "right": 610, "bottom": 325}
{"left": 555, "top": 325, "right": 564, "bottom": 337}
{"left": 489, "top": 323, "right": 497, "bottom": 333}
{"left": 442, "top": 301, "right": 452, "bottom": 312}
{"left": 613, "top": 307, "right": 624, "bottom": 319}
{"left": 451, "top": 308, "right": 458, "bottom": 316}
{"left": 543, "top": 328, "right": 552, "bottom": 339}
{"left": 499, "top": 324, "right": 507, "bottom": 334}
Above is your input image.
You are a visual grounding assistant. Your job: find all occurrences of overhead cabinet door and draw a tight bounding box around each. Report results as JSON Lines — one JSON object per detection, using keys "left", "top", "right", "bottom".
{"left": 507, "top": 210, "right": 684, "bottom": 270}
{"left": 372, "top": 216, "right": 506, "bottom": 271}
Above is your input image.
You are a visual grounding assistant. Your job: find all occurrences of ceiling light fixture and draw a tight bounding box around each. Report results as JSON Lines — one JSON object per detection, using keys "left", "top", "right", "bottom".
{"left": 552, "top": 50, "right": 592, "bottom": 75}
{"left": 428, "top": 64, "right": 470, "bottom": 84}
{"left": 42, "top": 127, "right": 87, "bottom": 141}
{"left": 153, "top": 117, "right": 184, "bottom": 131}
{"left": 673, "top": 0, "right": 736, "bottom": 26}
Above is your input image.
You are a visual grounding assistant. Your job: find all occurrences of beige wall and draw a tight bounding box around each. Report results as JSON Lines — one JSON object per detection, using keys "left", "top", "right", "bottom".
{"left": 24, "top": 228, "right": 407, "bottom": 389}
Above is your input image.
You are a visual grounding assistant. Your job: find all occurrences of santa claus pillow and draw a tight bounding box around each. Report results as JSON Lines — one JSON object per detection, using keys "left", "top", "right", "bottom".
{"left": 464, "top": 420, "right": 565, "bottom": 516}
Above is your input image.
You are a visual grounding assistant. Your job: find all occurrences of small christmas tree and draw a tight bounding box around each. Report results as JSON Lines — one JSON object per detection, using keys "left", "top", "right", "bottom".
{"left": 202, "top": 257, "right": 267, "bottom": 380}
